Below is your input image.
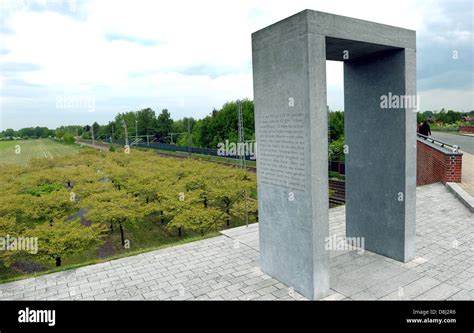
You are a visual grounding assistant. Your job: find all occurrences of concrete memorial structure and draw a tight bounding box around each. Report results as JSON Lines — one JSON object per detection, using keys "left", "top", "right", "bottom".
{"left": 252, "top": 10, "right": 416, "bottom": 299}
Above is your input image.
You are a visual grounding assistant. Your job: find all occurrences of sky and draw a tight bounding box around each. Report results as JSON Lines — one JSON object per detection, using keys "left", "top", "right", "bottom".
{"left": 0, "top": 0, "right": 473, "bottom": 130}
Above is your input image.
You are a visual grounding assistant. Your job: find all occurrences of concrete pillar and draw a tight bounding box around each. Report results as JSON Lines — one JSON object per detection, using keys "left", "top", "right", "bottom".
{"left": 344, "top": 49, "right": 417, "bottom": 262}
{"left": 252, "top": 17, "right": 329, "bottom": 299}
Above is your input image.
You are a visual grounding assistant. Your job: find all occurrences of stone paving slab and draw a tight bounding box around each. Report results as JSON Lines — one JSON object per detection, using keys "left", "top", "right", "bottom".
{"left": 0, "top": 183, "right": 472, "bottom": 300}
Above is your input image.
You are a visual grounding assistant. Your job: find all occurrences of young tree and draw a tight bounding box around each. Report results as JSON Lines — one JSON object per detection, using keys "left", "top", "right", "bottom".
{"left": 166, "top": 195, "right": 222, "bottom": 236}
{"left": 0, "top": 216, "right": 27, "bottom": 267}
{"left": 230, "top": 197, "right": 259, "bottom": 225}
{"left": 27, "top": 189, "right": 76, "bottom": 225}
{"left": 63, "top": 133, "right": 75, "bottom": 144}
{"left": 82, "top": 190, "right": 145, "bottom": 247}
{"left": 31, "top": 218, "right": 107, "bottom": 267}
{"left": 205, "top": 168, "right": 256, "bottom": 226}
{"left": 1, "top": 218, "right": 106, "bottom": 267}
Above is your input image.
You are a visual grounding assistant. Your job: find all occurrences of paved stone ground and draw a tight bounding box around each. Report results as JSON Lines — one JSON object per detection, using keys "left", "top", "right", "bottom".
{"left": 460, "top": 152, "right": 474, "bottom": 197}
{"left": 0, "top": 183, "right": 472, "bottom": 300}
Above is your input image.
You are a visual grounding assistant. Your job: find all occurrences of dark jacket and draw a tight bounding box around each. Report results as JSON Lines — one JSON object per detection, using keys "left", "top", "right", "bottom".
{"left": 419, "top": 122, "right": 431, "bottom": 136}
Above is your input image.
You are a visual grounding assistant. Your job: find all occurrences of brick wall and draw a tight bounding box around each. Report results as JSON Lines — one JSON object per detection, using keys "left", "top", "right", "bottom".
{"left": 417, "top": 139, "right": 462, "bottom": 186}
{"left": 459, "top": 126, "right": 474, "bottom": 134}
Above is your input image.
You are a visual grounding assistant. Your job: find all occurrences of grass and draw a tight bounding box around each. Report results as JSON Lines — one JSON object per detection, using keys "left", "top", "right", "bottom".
{"left": 0, "top": 139, "right": 79, "bottom": 165}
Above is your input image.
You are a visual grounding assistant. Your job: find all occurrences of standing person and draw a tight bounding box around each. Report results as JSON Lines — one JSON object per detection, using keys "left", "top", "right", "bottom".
{"left": 419, "top": 120, "right": 431, "bottom": 137}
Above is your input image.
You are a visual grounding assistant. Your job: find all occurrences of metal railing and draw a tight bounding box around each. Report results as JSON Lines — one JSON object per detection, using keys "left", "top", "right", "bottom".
{"left": 417, "top": 133, "right": 460, "bottom": 152}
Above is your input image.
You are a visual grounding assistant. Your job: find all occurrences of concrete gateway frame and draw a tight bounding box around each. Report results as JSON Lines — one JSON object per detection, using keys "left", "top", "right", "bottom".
{"left": 251, "top": 10, "right": 416, "bottom": 299}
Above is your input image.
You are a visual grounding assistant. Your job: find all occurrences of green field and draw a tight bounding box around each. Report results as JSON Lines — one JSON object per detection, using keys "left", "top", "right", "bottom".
{"left": 0, "top": 139, "right": 79, "bottom": 165}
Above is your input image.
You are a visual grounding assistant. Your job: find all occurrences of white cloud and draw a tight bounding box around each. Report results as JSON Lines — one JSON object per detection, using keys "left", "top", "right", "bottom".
{"left": 419, "top": 88, "right": 474, "bottom": 112}
{"left": 0, "top": 0, "right": 472, "bottom": 129}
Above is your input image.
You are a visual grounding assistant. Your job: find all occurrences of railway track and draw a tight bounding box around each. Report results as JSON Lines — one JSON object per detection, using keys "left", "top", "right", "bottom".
{"left": 329, "top": 179, "right": 346, "bottom": 208}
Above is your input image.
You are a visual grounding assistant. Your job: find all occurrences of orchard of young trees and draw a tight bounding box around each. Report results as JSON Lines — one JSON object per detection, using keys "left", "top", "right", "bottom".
{"left": 0, "top": 146, "right": 257, "bottom": 280}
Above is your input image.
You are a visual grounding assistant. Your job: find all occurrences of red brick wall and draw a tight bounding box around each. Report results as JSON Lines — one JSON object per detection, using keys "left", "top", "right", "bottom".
{"left": 417, "top": 140, "right": 462, "bottom": 186}
{"left": 459, "top": 126, "right": 474, "bottom": 133}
